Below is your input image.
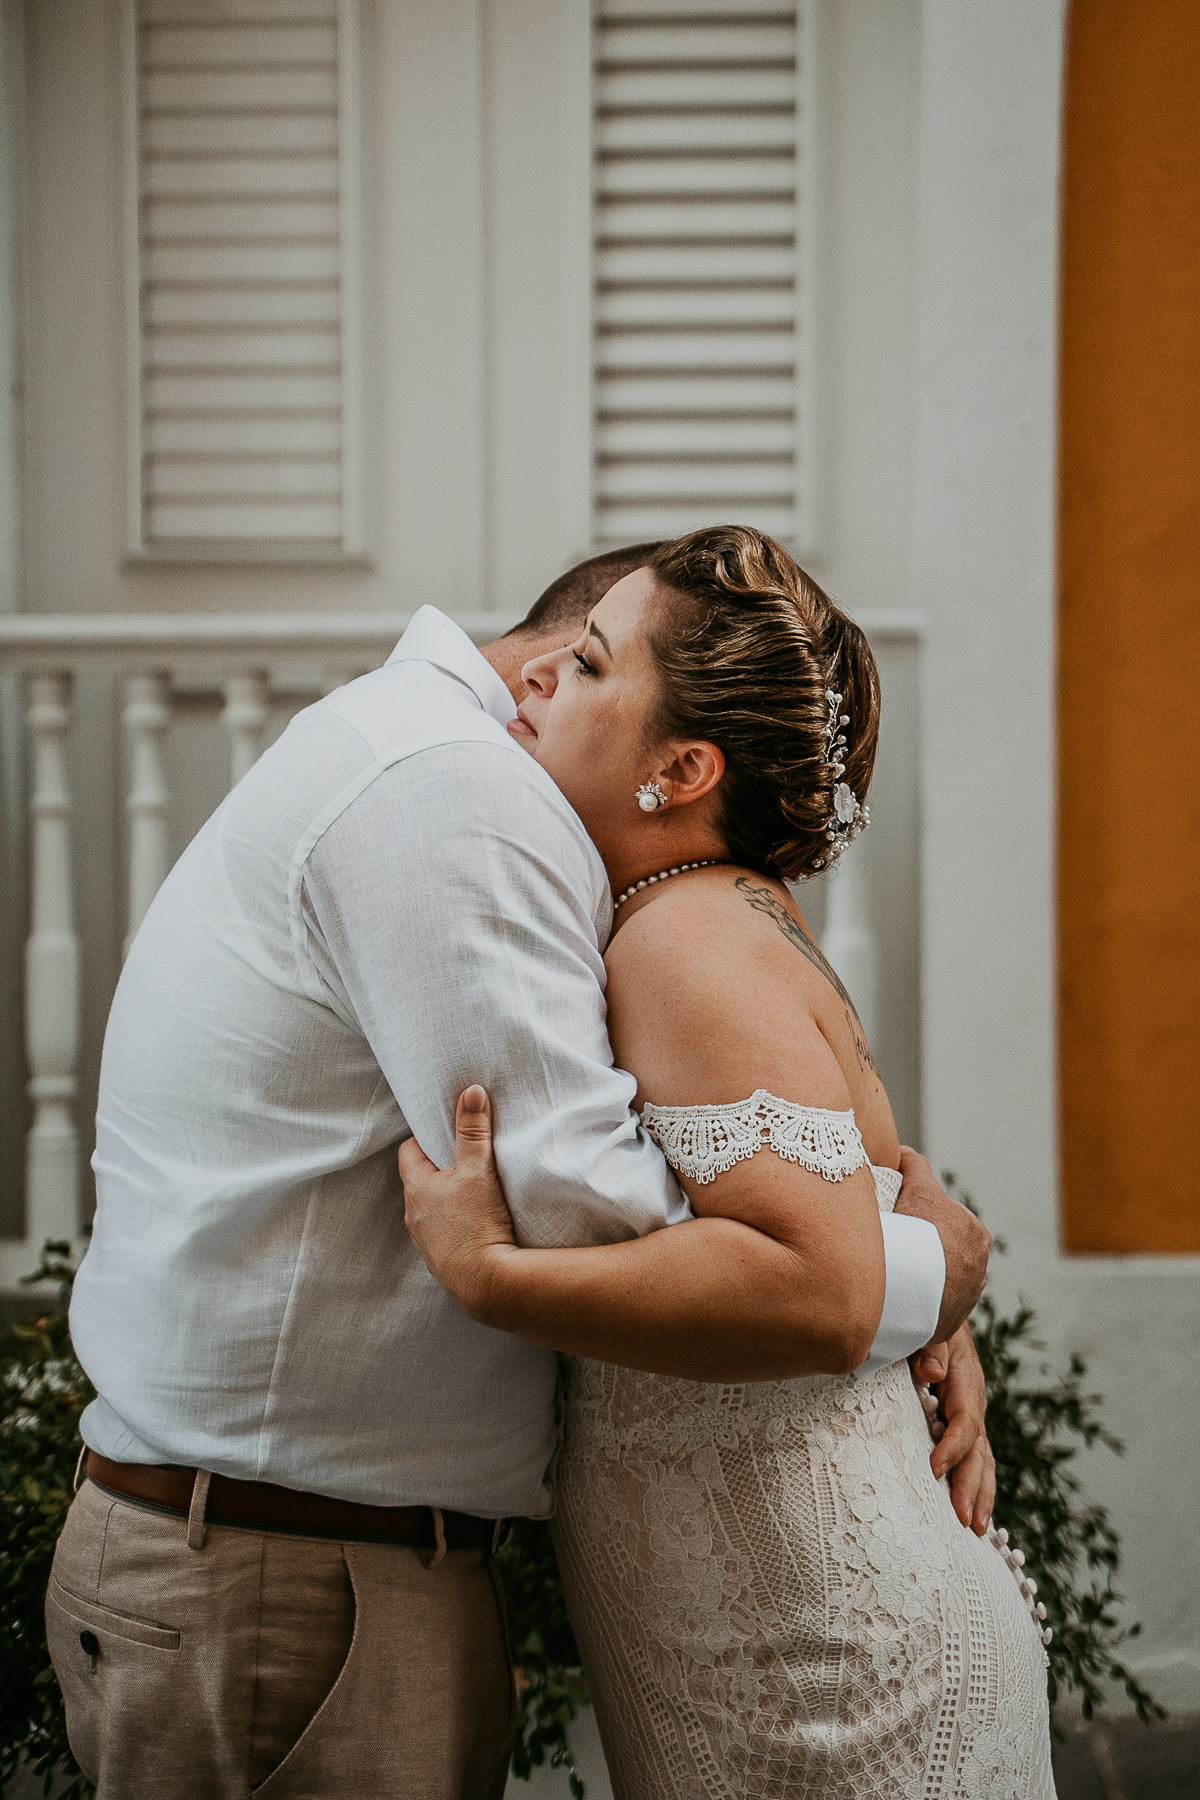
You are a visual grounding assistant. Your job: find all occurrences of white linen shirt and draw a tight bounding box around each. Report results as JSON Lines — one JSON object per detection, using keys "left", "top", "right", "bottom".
{"left": 73, "top": 606, "right": 942, "bottom": 1518}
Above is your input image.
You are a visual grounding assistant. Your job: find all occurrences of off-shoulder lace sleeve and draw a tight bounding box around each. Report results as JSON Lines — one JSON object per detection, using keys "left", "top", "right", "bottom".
{"left": 640, "top": 1089, "right": 868, "bottom": 1186}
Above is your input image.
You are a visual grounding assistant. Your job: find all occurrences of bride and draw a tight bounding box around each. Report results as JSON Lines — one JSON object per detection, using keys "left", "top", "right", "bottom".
{"left": 399, "top": 527, "right": 1055, "bottom": 1798}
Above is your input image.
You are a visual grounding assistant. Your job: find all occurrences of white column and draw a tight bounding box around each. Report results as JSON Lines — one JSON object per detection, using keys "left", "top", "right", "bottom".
{"left": 820, "top": 841, "right": 878, "bottom": 1049}
{"left": 221, "top": 671, "right": 268, "bottom": 788}
{"left": 912, "top": 0, "right": 1065, "bottom": 1252}
{"left": 23, "top": 672, "right": 80, "bottom": 1251}
{"left": 123, "top": 671, "right": 170, "bottom": 955}
{"left": 321, "top": 665, "right": 369, "bottom": 696}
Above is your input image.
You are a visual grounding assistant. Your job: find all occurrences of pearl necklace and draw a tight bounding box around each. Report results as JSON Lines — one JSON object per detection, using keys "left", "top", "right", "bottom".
{"left": 613, "top": 860, "right": 721, "bottom": 911}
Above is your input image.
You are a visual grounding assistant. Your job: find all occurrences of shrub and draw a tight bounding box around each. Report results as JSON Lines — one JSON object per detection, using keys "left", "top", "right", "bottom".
{"left": 0, "top": 1243, "right": 93, "bottom": 1800}
{"left": 497, "top": 1519, "right": 589, "bottom": 1799}
{"left": 0, "top": 1235, "right": 1163, "bottom": 1798}
{"left": 943, "top": 1174, "right": 1165, "bottom": 1730}
{"left": 970, "top": 1295, "right": 1164, "bottom": 1724}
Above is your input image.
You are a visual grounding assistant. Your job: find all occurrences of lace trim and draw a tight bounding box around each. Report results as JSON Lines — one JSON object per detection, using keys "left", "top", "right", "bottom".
{"left": 874, "top": 1163, "right": 903, "bottom": 1213}
{"left": 641, "top": 1089, "right": 868, "bottom": 1186}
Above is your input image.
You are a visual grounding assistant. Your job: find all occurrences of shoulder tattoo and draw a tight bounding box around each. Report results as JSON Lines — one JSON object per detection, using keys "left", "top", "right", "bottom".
{"left": 734, "top": 875, "right": 879, "bottom": 1076}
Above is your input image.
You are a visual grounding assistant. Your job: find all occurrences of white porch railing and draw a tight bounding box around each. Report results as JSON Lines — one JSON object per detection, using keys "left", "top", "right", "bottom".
{"left": 0, "top": 609, "right": 921, "bottom": 1294}
{"left": 0, "top": 612, "right": 508, "bottom": 1291}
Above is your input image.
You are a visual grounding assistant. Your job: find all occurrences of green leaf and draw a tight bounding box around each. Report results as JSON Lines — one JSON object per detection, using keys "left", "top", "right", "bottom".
{"left": 0, "top": 1246, "right": 95, "bottom": 1797}
{"left": 944, "top": 1176, "right": 1166, "bottom": 1739}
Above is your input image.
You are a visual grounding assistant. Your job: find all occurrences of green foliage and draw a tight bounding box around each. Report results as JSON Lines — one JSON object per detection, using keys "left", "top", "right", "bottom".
{"left": 942, "top": 1175, "right": 1165, "bottom": 1730}
{"left": 970, "top": 1298, "right": 1164, "bottom": 1725}
{"left": 498, "top": 1519, "right": 589, "bottom": 1799}
{"left": 0, "top": 1243, "right": 93, "bottom": 1799}
{"left": 1, "top": 1230, "right": 1164, "bottom": 1799}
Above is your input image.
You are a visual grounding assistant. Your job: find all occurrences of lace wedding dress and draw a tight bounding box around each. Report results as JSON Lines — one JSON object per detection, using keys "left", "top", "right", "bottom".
{"left": 553, "top": 1094, "right": 1056, "bottom": 1799}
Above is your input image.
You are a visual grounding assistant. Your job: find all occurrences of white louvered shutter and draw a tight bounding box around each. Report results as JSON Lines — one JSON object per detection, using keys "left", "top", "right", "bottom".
{"left": 592, "top": 0, "right": 814, "bottom": 550}
{"left": 128, "top": 0, "right": 364, "bottom": 557}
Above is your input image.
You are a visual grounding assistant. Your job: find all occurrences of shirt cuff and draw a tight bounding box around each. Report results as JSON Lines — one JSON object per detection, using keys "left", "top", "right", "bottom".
{"left": 859, "top": 1211, "right": 946, "bottom": 1371}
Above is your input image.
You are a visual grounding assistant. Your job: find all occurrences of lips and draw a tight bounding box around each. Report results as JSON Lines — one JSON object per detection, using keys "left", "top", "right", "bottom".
{"left": 508, "top": 706, "right": 538, "bottom": 744}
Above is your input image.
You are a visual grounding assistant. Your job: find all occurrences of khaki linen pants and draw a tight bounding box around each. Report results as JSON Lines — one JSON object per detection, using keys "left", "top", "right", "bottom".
{"left": 46, "top": 1478, "right": 514, "bottom": 1800}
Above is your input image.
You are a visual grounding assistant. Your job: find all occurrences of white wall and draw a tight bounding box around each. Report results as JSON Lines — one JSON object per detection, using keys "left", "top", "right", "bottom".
{"left": 804, "top": 0, "right": 925, "bottom": 1143}
{"left": 18, "top": 0, "right": 591, "bottom": 622}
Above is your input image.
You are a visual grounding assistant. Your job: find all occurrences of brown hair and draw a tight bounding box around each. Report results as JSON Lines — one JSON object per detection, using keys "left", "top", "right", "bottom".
{"left": 647, "top": 526, "right": 881, "bottom": 881}
{"left": 509, "top": 542, "right": 663, "bottom": 639}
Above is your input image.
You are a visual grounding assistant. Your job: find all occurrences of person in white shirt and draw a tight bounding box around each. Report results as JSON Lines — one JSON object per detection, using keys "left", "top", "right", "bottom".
{"left": 48, "top": 543, "right": 990, "bottom": 1800}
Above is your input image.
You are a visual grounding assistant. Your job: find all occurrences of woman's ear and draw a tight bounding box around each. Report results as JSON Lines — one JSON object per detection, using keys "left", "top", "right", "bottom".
{"left": 660, "top": 740, "right": 725, "bottom": 809}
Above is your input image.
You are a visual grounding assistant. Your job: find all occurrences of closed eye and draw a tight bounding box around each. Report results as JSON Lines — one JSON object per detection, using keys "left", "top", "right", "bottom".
{"left": 573, "top": 649, "right": 598, "bottom": 677}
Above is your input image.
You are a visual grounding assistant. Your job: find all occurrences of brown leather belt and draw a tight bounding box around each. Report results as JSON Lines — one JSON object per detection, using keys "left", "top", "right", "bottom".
{"left": 86, "top": 1453, "right": 506, "bottom": 1551}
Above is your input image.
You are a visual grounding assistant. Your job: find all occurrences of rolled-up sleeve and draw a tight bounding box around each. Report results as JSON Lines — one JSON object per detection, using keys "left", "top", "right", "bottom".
{"left": 861, "top": 1213, "right": 946, "bottom": 1369}
{"left": 300, "top": 739, "right": 689, "bottom": 1247}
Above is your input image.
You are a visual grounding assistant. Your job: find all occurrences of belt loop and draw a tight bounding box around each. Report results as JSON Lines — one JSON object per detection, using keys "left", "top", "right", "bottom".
{"left": 186, "top": 1470, "right": 212, "bottom": 1552}
{"left": 73, "top": 1444, "right": 88, "bottom": 1494}
{"left": 426, "top": 1506, "right": 447, "bottom": 1569}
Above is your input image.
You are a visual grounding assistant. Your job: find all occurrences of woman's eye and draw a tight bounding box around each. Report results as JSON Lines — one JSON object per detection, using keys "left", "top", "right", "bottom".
{"left": 573, "top": 650, "right": 597, "bottom": 677}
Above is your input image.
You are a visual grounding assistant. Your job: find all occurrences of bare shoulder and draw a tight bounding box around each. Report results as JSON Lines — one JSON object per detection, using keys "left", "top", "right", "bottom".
{"left": 604, "top": 868, "right": 853, "bottom": 1111}
{"left": 606, "top": 866, "right": 819, "bottom": 992}
{"left": 605, "top": 866, "right": 898, "bottom": 1165}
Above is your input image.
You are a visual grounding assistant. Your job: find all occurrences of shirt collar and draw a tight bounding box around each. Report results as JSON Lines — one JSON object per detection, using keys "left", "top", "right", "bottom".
{"left": 386, "top": 606, "right": 516, "bottom": 727}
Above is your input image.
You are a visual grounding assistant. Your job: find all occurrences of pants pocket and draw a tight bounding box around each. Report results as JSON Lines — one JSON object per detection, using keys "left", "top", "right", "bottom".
{"left": 47, "top": 1576, "right": 182, "bottom": 1650}
{"left": 248, "top": 1539, "right": 357, "bottom": 1792}
{"left": 46, "top": 1577, "right": 181, "bottom": 1781}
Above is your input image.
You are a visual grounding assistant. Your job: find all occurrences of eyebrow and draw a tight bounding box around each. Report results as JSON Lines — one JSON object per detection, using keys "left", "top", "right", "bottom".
{"left": 587, "top": 620, "right": 613, "bottom": 657}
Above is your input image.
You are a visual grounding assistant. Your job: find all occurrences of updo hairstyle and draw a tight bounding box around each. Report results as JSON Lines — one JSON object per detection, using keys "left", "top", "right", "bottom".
{"left": 645, "top": 526, "right": 881, "bottom": 881}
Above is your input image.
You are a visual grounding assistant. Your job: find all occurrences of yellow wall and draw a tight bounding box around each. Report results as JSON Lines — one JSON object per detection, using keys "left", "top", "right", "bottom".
{"left": 1059, "top": 0, "right": 1200, "bottom": 1251}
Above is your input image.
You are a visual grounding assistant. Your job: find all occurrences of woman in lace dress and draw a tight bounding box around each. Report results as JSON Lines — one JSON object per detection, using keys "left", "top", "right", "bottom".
{"left": 402, "top": 526, "right": 1055, "bottom": 1798}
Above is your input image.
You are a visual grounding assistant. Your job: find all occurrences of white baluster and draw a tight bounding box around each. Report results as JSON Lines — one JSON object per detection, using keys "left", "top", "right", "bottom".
{"left": 321, "top": 666, "right": 367, "bottom": 696}
{"left": 221, "top": 671, "right": 269, "bottom": 788}
{"left": 123, "top": 672, "right": 171, "bottom": 956}
{"left": 820, "top": 840, "right": 879, "bottom": 1050}
{"left": 23, "top": 673, "right": 80, "bottom": 1252}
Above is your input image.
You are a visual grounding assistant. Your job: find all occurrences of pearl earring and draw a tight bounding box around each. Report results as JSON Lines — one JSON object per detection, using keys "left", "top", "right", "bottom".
{"left": 636, "top": 781, "right": 668, "bottom": 812}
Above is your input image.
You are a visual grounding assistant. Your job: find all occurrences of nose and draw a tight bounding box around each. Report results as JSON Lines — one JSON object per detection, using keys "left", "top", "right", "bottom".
{"left": 520, "top": 646, "right": 560, "bottom": 698}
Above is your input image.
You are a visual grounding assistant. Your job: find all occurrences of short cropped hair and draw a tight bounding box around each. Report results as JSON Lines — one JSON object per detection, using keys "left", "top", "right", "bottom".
{"left": 508, "top": 543, "right": 663, "bottom": 639}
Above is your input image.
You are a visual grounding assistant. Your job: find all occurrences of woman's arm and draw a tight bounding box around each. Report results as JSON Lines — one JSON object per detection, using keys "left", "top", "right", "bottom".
{"left": 401, "top": 1091, "right": 997, "bottom": 1527}
{"left": 401, "top": 885, "right": 989, "bottom": 1380}
{"left": 400, "top": 1085, "right": 884, "bottom": 1380}
{"left": 403, "top": 899, "right": 891, "bottom": 1379}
